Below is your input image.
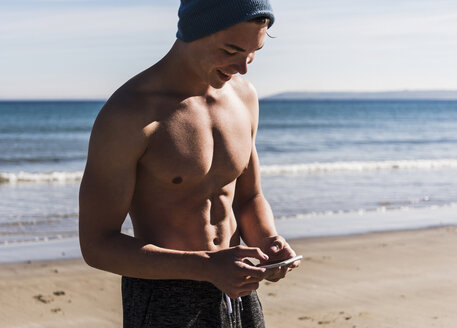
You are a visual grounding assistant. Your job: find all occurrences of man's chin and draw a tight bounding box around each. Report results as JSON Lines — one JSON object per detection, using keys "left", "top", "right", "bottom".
{"left": 209, "top": 79, "right": 228, "bottom": 89}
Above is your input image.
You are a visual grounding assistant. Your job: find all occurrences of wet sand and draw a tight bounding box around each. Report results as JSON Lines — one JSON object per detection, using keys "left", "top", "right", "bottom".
{"left": 2, "top": 226, "right": 457, "bottom": 327}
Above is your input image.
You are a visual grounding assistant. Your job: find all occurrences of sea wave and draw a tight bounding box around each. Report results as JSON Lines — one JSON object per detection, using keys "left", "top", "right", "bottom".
{"left": 260, "top": 159, "right": 457, "bottom": 175}
{"left": 276, "top": 201, "right": 457, "bottom": 221}
{"left": 0, "top": 155, "right": 87, "bottom": 164}
{"left": 0, "top": 171, "right": 83, "bottom": 184}
{"left": 2, "top": 159, "right": 457, "bottom": 183}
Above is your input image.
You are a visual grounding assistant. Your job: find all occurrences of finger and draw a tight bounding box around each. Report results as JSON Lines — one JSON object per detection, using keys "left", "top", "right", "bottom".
{"left": 290, "top": 259, "right": 301, "bottom": 269}
{"left": 269, "top": 238, "right": 285, "bottom": 253}
{"left": 285, "top": 260, "right": 300, "bottom": 271}
{"left": 236, "top": 246, "right": 269, "bottom": 262}
{"left": 264, "top": 266, "right": 281, "bottom": 274}
{"left": 242, "top": 258, "right": 255, "bottom": 267}
{"left": 264, "top": 267, "right": 281, "bottom": 280}
{"left": 241, "top": 259, "right": 267, "bottom": 281}
{"left": 264, "top": 264, "right": 290, "bottom": 281}
{"left": 274, "top": 265, "right": 288, "bottom": 274}
{"left": 238, "top": 290, "right": 254, "bottom": 298}
{"left": 240, "top": 282, "right": 260, "bottom": 292}
{"left": 273, "top": 244, "right": 296, "bottom": 259}
{"left": 238, "top": 262, "right": 267, "bottom": 279}
{"left": 226, "top": 285, "right": 253, "bottom": 299}
{"left": 240, "top": 275, "right": 263, "bottom": 285}
{"left": 266, "top": 277, "right": 280, "bottom": 283}
{"left": 226, "top": 291, "right": 239, "bottom": 299}
{"left": 230, "top": 282, "right": 260, "bottom": 298}
{"left": 276, "top": 256, "right": 300, "bottom": 270}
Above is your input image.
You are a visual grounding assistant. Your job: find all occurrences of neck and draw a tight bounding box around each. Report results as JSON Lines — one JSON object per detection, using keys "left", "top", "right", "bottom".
{"left": 156, "top": 40, "right": 217, "bottom": 97}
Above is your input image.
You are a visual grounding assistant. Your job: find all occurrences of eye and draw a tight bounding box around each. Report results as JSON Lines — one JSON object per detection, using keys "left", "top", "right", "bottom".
{"left": 223, "top": 49, "right": 237, "bottom": 56}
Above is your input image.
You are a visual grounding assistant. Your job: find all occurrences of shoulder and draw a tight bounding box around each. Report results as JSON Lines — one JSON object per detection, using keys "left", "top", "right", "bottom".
{"left": 229, "top": 76, "right": 259, "bottom": 108}
{"left": 95, "top": 93, "right": 144, "bottom": 138}
{"left": 229, "top": 76, "right": 260, "bottom": 128}
{"left": 95, "top": 63, "right": 176, "bottom": 134}
{"left": 90, "top": 86, "right": 162, "bottom": 160}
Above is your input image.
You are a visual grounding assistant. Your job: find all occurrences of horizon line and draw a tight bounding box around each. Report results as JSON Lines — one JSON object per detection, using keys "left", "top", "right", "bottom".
{"left": 0, "top": 98, "right": 107, "bottom": 102}
{"left": 3, "top": 89, "right": 457, "bottom": 102}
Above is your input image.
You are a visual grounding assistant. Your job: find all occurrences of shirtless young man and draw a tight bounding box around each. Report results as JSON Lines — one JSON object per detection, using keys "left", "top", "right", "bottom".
{"left": 79, "top": 1, "right": 300, "bottom": 327}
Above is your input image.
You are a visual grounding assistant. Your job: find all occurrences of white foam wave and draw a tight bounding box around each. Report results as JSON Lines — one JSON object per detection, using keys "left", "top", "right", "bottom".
{"left": 276, "top": 201, "right": 457, "bottom": 221}
{"left": 260, "top": 159, "right": 457, "bottom": 175}
{"left": 0, "top": 171, "right": 83, "bottom": 184}
{"left": 2, "top": 159, "right": 457, "bottom": 183}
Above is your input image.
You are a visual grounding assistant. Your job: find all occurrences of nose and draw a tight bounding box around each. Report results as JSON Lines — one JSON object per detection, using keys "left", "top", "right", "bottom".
{"left": 235, "top": 53, "right": 255, "bottom": 75}
{"left": 235, "top": 59, "right": 248, "bottom": 75}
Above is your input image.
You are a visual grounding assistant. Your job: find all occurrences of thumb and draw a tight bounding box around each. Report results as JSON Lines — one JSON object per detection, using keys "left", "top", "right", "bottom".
{"left": 270, "top": 244, "right": 280, "bottom": 253}
{"left": 269, "top": 239, "right": 284, "bottom": 253}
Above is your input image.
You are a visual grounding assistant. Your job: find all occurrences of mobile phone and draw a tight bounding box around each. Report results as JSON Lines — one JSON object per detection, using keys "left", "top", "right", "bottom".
{"left": 258, "top": 255, "right": 303, "bottom": 269}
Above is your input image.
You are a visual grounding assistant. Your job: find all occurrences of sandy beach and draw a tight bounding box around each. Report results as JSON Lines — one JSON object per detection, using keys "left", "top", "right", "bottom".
{"left": 2, "top": 226, "right": 457, "bottom": 328}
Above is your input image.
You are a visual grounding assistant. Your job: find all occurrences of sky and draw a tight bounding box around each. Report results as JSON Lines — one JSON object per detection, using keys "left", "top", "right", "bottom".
{"left": 1, "top": 0, "right": 457, "bottom": 99}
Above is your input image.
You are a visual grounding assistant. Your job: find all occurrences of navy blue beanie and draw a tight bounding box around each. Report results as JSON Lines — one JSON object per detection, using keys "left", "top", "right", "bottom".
{"left": 177, "top": 0, "right": 275, "bottom": 42}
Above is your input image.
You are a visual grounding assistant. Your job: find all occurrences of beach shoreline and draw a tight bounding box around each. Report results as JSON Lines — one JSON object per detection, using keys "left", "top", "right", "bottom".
{"left": 3, "top": 203, "right": 457, "bottom": 264}
{"left": 2, "top": 226, "right": 457, "bottom": 327}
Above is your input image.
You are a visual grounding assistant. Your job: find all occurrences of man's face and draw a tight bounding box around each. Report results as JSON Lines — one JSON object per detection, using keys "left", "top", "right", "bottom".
{"left": 191, "top": 21, "right": 268, "bottom": 89}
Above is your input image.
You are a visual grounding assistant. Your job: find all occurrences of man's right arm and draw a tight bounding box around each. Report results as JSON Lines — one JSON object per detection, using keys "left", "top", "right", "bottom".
{"left": 78, "top": 101, "right": 268, "bottom": 298}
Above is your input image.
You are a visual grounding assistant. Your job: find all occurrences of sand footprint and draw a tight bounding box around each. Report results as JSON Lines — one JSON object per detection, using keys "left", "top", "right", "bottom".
{"left": 33, "top": 290, "right": 66, "bottom": 304}
{"left": 33, "top": 294, "right": 54, "bottom": 304}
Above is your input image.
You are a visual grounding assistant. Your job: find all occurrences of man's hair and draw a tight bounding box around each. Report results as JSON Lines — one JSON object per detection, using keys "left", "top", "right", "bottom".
{"left": 249, "top": 16, "right": 275, "bottom": 38}
{"left": 248, "top": 16, "right": 270, "bottom": 25}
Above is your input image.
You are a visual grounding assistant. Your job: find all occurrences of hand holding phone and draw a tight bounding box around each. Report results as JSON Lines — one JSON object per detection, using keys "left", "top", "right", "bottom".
{"left": 258, "top": 255, "right": 303, "bottom": 269}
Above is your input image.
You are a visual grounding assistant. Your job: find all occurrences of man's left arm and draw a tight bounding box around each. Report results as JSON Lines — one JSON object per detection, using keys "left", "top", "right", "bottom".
{"left": 234, "top": 143, "right": 299, "bottom": 281}
{"left": 233, "top": 85, "right": 300, "bottom": 281}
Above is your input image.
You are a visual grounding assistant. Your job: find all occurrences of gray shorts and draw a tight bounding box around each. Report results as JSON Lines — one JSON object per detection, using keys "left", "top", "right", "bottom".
{"left": 122, "top": 277, "right": 265, "bottom": 328}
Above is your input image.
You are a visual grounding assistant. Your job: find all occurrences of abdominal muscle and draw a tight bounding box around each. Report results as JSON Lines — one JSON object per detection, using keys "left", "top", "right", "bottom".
{"left": 129, "top": 181, "right": 241, "bottom": 252}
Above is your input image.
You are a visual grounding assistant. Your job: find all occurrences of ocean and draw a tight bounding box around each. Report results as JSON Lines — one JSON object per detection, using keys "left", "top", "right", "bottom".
{"left": 2, "top": 99, "right": 457, "bottom": 261}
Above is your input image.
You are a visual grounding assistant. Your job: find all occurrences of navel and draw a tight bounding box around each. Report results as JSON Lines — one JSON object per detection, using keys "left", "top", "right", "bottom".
{"left": 213, "top": 237, "right": 221, "bottom": 245}
{"left": 172, "top": 176, "right": 183, "bottom": 184}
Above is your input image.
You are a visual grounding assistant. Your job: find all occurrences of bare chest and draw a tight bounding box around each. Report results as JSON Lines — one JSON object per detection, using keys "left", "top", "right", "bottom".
{"left": 139, "top": 102, "right": 252, "bottom": 188}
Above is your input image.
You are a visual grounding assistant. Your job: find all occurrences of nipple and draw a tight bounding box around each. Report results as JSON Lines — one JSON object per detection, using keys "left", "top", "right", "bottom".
{"left": 172, "top": 176, "right": 183, "bottom": 184}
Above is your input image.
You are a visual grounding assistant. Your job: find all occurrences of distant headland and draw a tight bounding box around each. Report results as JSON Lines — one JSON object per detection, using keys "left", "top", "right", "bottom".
{"left": 262, "top": 90, "right": 457, "bottom": 101}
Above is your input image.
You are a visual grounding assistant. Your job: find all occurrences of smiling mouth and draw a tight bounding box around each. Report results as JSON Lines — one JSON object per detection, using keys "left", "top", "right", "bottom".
{"left": 217, "top": 70, "right": 232, "bottom": 81}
